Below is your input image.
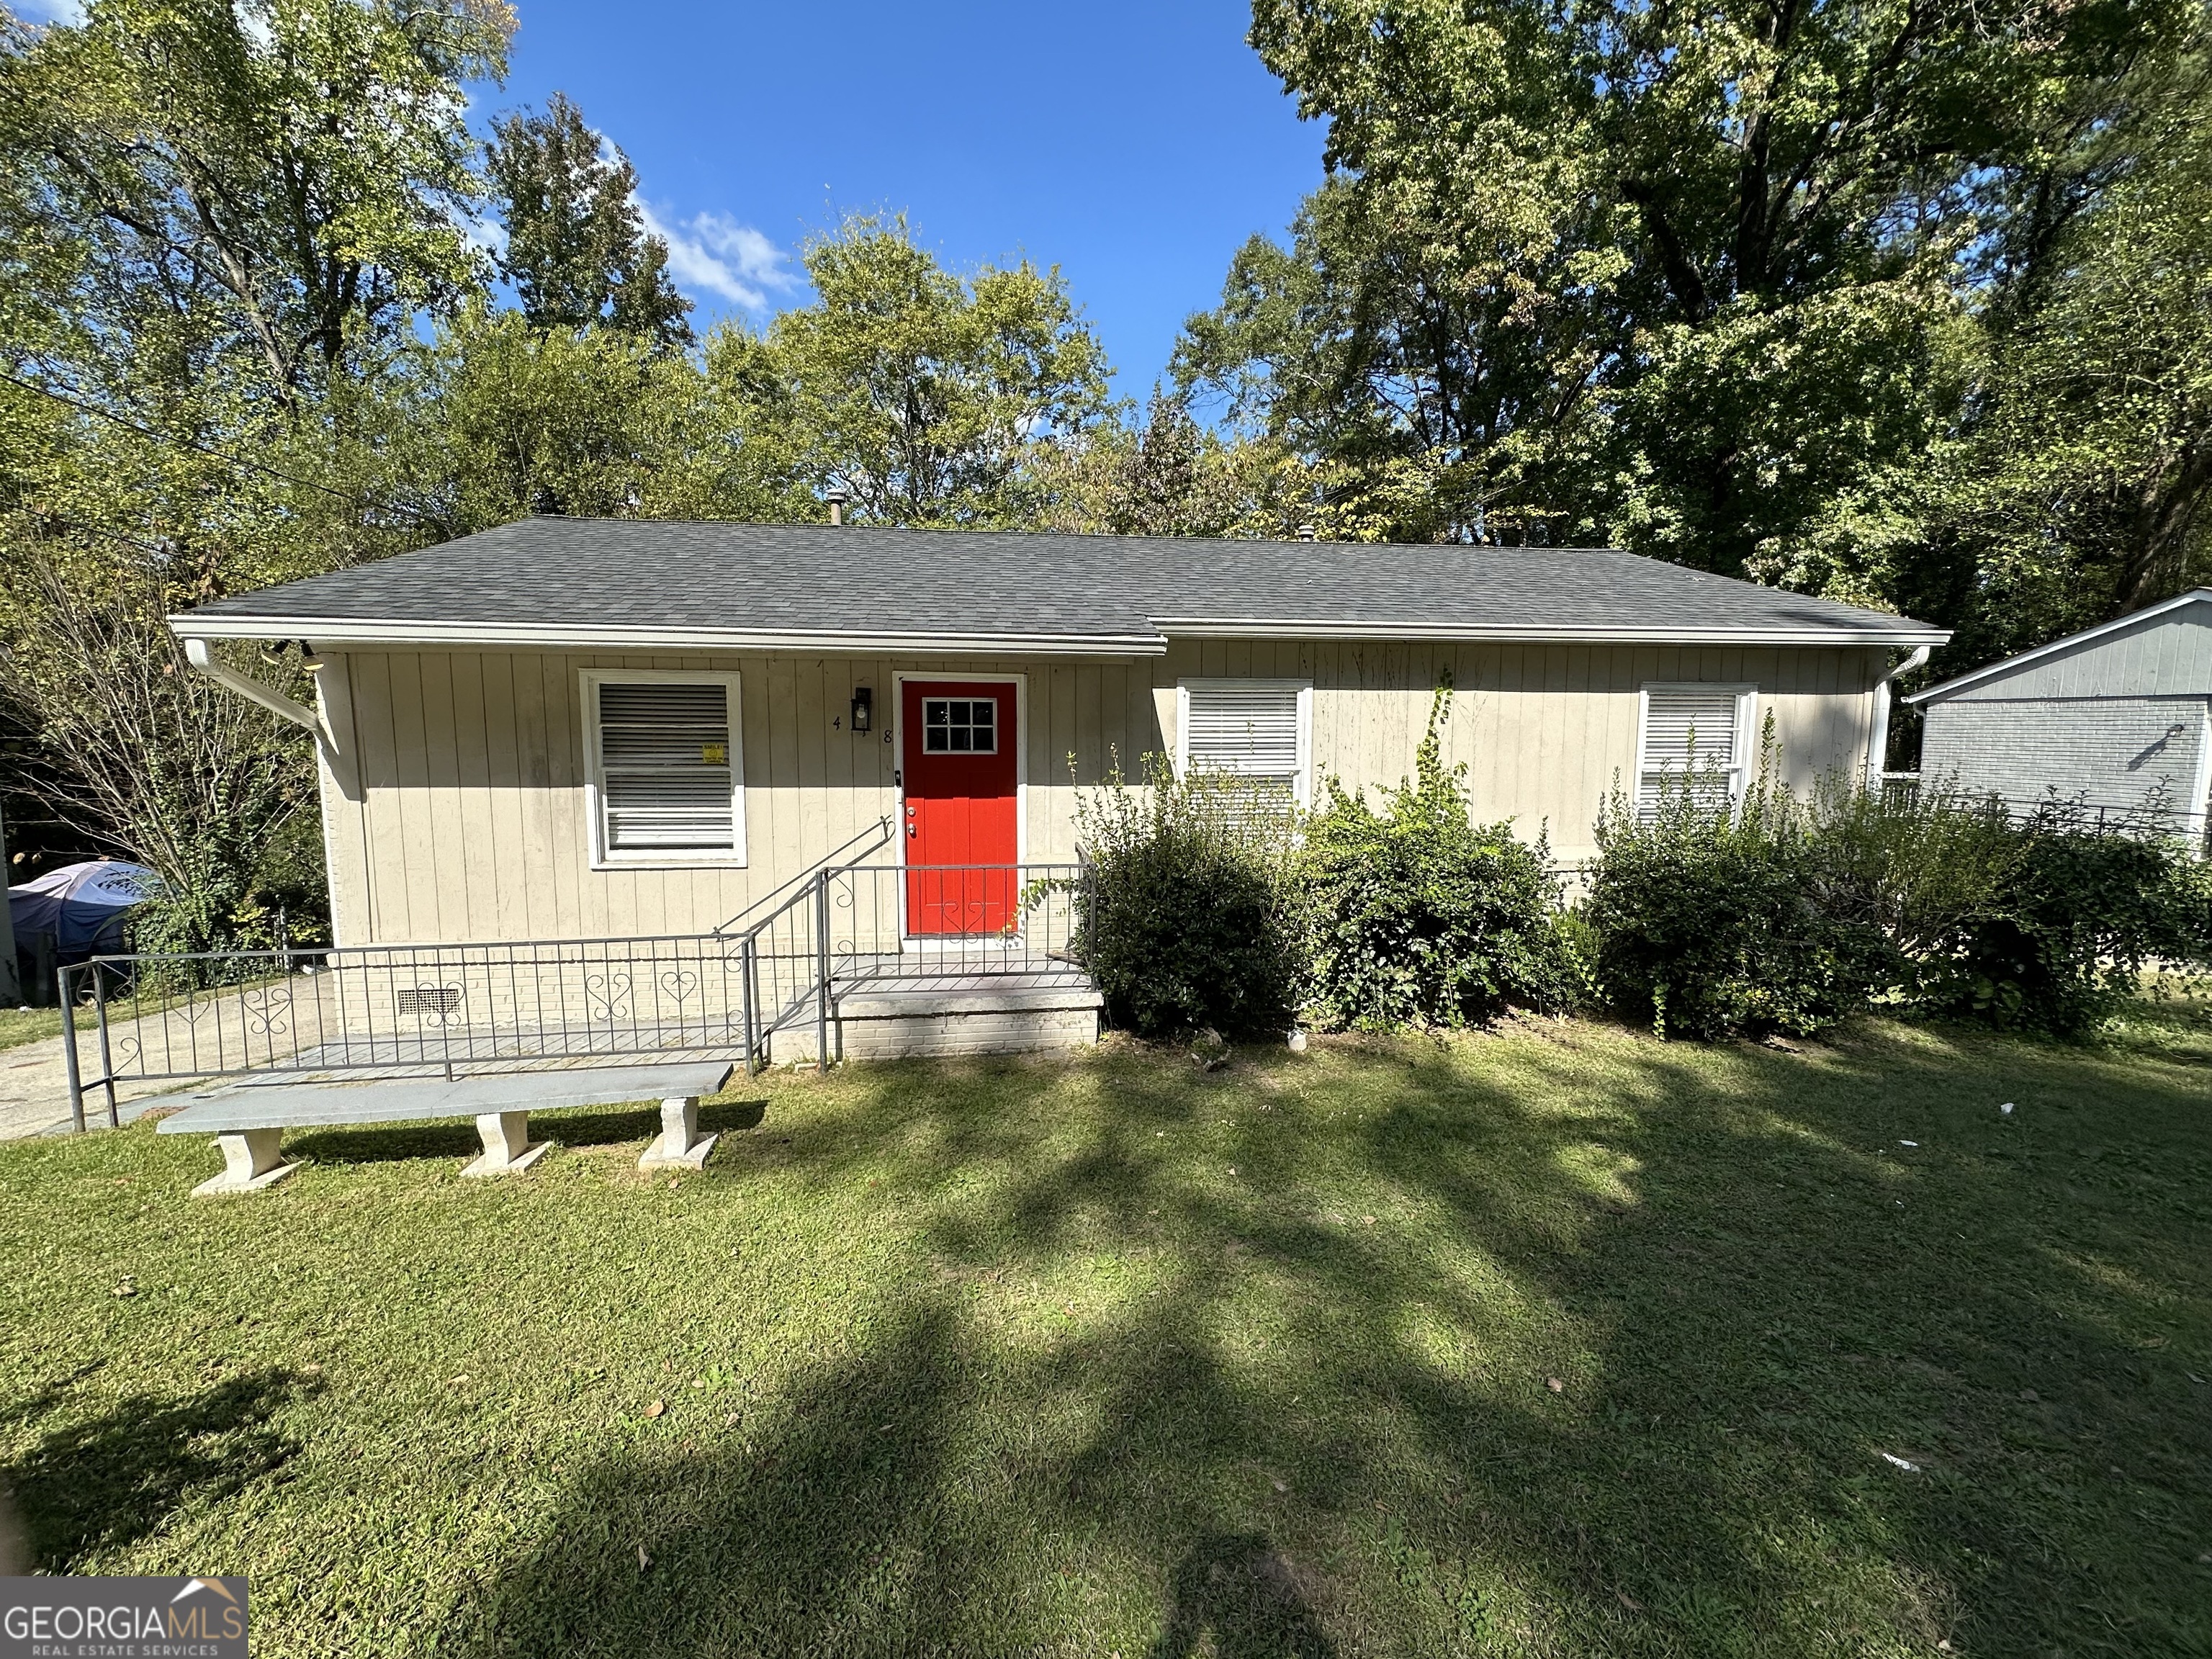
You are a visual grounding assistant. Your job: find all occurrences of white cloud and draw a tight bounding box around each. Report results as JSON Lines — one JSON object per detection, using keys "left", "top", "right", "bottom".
{"left": 638, "top": 204, "right": 799, "bottom": 313}
{"left": 9, "top": 0, "right": 87, "bottom": 23}
{"left": 457, "top": 210, "right": 508, "bottom": 258}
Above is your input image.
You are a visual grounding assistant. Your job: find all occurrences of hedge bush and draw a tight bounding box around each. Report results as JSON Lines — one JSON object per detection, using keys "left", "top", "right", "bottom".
{"left": 1582, "top": 768, "right": 2212, "bottom": 1042}
{"left": 1899, "top": 796, "right": 2206, "bottom": 1035}
{"left": 1581, "top": 766, "right": 1895, "bottom": 1040}
{"left": 1299, "top": 690, "right": 1570, "bottom": 1030}
{"left": 1071, "top": 754, "right": 1298, "bottom": 1038}
{"left": 1072, "top": 709, "right": 2209, "bottom": 1048}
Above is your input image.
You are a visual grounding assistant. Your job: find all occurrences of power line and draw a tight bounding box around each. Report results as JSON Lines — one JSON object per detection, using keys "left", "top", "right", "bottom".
{"left": 6, "top": 508, "right": 172, "bottom": 562}
{"left": 0, "top": 367, "right": 439, "bottom": 523}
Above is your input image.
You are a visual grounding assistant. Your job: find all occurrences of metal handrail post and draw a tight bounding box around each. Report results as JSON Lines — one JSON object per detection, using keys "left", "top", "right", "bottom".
{"left": 740, "top": 934, "right": 759, "bottom": 1075}
{"left": 59, "top": 964, "right": 86, "bottom": 1133}
{"left": 93, "top": 963, "right": 119, "bottom": 1127}
{"left": 814, "top": 870, "right": 831, "bottom": 1074}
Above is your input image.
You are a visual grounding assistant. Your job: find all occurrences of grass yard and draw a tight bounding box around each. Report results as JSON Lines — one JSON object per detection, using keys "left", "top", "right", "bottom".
{"left": 1, "top": 1010, "right": 2208, "bottom": 1658}
{"left": 0, "top": 1006, "right": 61, "bottom": 1053}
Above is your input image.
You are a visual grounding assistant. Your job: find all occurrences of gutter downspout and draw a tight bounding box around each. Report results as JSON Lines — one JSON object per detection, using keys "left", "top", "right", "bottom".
{"left": 182, "top": 637, "right": 326, "bottom": 742}
{"left": 1866, "top": 644, "right": 1933, "bottom": 788}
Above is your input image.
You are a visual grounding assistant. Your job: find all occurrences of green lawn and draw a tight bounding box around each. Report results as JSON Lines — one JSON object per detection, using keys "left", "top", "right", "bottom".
{"left": 1, "top": 1011, "right": 2208, "bottom": 1658}
{"left": 0, "top": 1005, "right": 61, "bottom": 1053}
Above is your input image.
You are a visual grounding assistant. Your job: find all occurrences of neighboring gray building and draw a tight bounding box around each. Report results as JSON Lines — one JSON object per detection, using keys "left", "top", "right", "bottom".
{"left": 1905, "top": 588, "right": 2212, "bottom": 846}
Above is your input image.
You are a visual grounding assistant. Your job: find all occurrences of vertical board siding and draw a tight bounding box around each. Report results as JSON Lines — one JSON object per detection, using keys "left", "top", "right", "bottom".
{"left": 310, "top": 652, "right": 372, "bottom": 948}
{"left": 323, "top": 643, "right": 1887, "bottom": 943}
{"left": 1945, "top": 603, "right": 2209, "bottom": 701}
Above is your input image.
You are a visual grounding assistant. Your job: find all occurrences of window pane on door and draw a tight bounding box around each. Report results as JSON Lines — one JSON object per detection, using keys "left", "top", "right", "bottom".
{"left": 922, "top": 696, "right": 998, "bottom": 753}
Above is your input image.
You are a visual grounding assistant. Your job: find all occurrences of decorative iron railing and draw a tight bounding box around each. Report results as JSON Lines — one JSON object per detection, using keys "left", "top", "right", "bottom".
{"left": 57, "top": 859, "right": 1094, "bottom": 1130}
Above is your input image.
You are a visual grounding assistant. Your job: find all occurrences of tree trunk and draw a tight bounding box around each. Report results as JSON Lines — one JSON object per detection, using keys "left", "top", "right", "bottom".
{"left": 2117, "top": 439, "right": 2212, "bottom": 613}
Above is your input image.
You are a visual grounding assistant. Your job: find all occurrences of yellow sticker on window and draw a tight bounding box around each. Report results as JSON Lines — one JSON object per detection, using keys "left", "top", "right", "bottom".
{"left": 701, "top": 742, "right": 728, "bottom": 765}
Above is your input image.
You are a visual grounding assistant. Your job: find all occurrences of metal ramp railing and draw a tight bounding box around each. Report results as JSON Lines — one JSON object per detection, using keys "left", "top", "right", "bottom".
{"left": 58, "top": 858, "right": 1094, "bottom": 1130}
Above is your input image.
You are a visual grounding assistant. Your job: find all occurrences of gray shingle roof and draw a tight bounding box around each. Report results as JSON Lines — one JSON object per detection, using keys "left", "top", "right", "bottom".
{"left": 171, "top": 517, "right": 1947, "bottom": 649}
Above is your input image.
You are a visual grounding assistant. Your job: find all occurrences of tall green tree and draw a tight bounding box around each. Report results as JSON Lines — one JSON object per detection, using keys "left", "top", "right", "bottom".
{"left": 717, "top": 217, "right": 1113, "bottom": 527}
{"left": 485, "top": 91, "right": 693, "bottom": 350}
{"left": 1, "top": 0, "right": 511, "bottom": 409}
{"left": 1177, "top": 171, "right": 1624, "bottom": 544}
{"left": 1192, "top": 0, "right": 2212, "bottom": 656}
{"left": 0, "top": 0, "right": 510, "bottom": 945}
{"left": 1035, "top": 385, "right": 1329, "bottom": 541}
{"left": 1925, "top": 79, "right": 2212, "bottom": 652}
{"left": 359, "top": 300, "right": 716, "bottom": 531}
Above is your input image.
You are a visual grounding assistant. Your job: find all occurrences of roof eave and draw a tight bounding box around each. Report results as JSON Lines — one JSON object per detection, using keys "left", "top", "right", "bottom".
{"left": 166, "top": 615, "right": 1172, "bottom": 657}
{"left": 168, "top": 613, "right": 1954, "bottom": 655}
{"left": 1153, "top": 617, "right": 1951, "bottom": 648}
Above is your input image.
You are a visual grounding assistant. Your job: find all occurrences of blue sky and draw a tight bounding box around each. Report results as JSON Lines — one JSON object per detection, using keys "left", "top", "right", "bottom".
{"left": 12, "top": 0, "right": 1326, "bottom": 395}
{"left": 487, "top": 0, "right": 1327, "bottom": 398}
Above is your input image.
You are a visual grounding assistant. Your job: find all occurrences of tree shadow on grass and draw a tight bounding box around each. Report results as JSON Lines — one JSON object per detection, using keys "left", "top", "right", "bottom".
{"left": 1146, "top": 1532, "right": 1339, "bottom": 1659}
{"left": 2, "top": 1367, "right": 308, "bottom": 1566}
{"left": 443, "top": 1304, "right": 992, "bottom": 1657}
{"left": 434, "top": 1048, "right": 1763, "bottom": 1654}
{"left": 438, "top": 1028, "right": 2208, "bottom": 1655}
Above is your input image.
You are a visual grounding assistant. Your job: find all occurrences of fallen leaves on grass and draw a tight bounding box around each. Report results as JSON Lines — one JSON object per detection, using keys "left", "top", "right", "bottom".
{"left": 643, "top": 1400, "right": 665, "bottom": 1419}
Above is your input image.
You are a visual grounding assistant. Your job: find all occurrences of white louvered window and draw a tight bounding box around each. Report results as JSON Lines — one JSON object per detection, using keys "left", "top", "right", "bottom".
{"left": 1637, "top": 684, "right": 1755, "bottom": 819}
{"left": 583, "top": 672, "right": 745, "bottom": 865}
{"left": 1179, "top": 680, "right": 1311, "bottom": 821}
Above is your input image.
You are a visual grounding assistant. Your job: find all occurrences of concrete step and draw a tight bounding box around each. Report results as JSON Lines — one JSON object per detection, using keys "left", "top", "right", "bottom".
{"left": 830, "top": 975, "right": 1102, "bottom": 1061}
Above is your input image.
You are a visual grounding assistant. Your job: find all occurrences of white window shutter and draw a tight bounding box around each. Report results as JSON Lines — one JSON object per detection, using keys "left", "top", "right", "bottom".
{"left": 1182, "top": 682, "right": 1305, "bottom": 819}
{"left": 1638, "top": 686, "right": 1747, "bottom": 819}
{"left": 597, "top": 681, "right": 737, "bottom": 853}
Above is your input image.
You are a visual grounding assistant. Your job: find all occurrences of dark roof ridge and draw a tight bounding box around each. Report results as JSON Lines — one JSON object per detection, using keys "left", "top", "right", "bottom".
{"left": 499, "top": 512, "right": 1635, "bottom": 554}
{"left": 169, "top": 514, "right": 1949, "bottom": 649}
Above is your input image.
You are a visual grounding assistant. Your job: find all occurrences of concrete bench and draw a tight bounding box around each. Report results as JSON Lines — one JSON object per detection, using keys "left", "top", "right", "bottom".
{"left": 156, "top": 1062, "right": 735, "bottom": 1195}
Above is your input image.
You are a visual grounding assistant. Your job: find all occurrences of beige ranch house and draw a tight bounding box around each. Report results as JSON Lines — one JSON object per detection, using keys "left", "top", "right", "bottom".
{"left": 170, "top": 516, "right": 1950, "bottom": 953}
{"left": 115, "top": 519, "right": 1948, "bottom": 1185}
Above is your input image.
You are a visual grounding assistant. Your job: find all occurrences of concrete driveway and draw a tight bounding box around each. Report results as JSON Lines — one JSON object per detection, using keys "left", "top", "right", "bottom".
{"left": 0, "top": 1033, "right": 192, "bottom": 1139}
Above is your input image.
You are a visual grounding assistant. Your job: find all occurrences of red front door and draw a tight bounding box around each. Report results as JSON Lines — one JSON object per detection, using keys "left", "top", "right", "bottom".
{"left": 902, "top": 680, "right": 1018, "bottom": 936}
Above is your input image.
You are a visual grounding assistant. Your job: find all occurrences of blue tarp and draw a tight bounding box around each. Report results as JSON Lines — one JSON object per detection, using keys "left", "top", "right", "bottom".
{"left": 8, "top": 860, "right": 159, "bottom": 963}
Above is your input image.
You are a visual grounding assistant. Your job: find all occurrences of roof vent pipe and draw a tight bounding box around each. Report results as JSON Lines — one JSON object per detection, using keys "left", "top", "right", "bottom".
{"left": 825, "top": 487, "right": 848, "bottom": 527}
{"left": 1298, "top": 522, "right": 1316, "bottom": 541}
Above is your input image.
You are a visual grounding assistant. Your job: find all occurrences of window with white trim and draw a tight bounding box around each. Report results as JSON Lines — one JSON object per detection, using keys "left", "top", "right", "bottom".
{"left": 583, "top": 672, "right": 745, "bottom": 863}
{"left": 1178, "top": 680, "right": 1310, "bottom": 820}
{"left": 1637, "top": 683, "right": 1755, "bottom": 819}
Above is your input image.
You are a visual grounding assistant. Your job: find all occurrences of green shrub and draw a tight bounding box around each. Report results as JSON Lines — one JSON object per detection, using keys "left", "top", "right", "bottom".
{"left": 1581, "top": 760, "right": 1897, "bottom": 1040}
{"left": 1072, "top": 752, "right": 1298, "bottom": 1038}
{"left": 1299, "top": 689, "right": 1570, "bottom": 1030}
{"left": 1584, "top": 767, "right": 2212, "bottom": 1043}
{"left": 128, "top": 808, "right": 330, "bottom": 980}
{"left": 1902, "top": 798, "right": 2206, "bottom": 1036}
